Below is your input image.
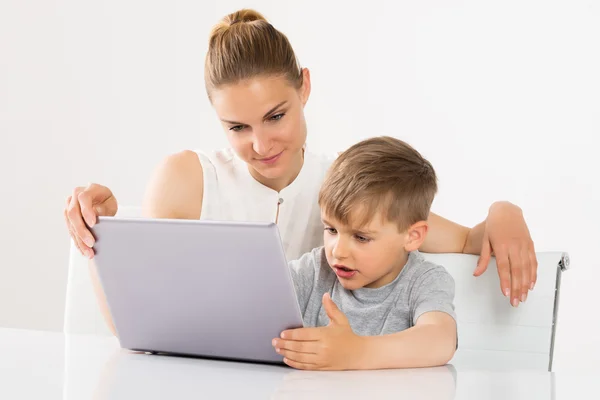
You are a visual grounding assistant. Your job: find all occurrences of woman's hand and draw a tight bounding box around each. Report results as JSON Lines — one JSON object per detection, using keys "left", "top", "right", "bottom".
{"left": 64, "top": 183, "right": 118, "bottom": 259}
{"left": 473, "top": 201, "right": 537, "bottom": 307}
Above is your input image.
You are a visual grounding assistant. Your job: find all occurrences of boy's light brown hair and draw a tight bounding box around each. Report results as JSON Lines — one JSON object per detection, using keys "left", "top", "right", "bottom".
{"left": 318, "top": 136, "right": 437, "bottom": 232}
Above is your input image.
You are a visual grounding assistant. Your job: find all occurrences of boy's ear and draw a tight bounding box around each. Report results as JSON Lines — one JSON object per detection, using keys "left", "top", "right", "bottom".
{"left": 404, "top": 221, "right": 429, "bottom": 252}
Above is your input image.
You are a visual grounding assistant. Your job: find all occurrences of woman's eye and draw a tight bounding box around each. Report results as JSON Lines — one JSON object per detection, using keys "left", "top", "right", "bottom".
{"left": 229, "top": 125, "right": 245, "bottom": 132}
{"left": 270, "top": 113, "right": 285, "bottom": 121}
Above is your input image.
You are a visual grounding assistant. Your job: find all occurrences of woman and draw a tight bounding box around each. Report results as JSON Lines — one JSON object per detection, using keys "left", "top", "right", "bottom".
{"left": 64, "top": 9, "right": 536, "bottom": 310}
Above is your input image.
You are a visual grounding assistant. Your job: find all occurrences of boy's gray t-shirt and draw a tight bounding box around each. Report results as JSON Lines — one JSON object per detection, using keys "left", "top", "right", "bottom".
{"left": 288, "top": 247, "right": 456, "bottom": 336}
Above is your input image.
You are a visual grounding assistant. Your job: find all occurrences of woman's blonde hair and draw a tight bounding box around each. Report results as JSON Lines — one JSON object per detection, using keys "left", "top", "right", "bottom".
{"left": 205, "top": 9, "right": 303, "bottom": 99}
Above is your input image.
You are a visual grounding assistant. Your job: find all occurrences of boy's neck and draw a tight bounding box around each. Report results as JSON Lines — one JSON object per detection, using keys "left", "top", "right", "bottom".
{"left": 363, "top": 251, "right": 410, "bottom": 289}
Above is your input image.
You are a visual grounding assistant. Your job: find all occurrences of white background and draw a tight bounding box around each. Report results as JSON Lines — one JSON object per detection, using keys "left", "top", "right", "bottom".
{"left": 1, "top": 0, "right": 598, "bottom": 371}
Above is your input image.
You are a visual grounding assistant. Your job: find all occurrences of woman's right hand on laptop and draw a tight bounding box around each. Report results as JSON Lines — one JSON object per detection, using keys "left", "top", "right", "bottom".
{"left": 65, "top": 183, "right": 118, "bottom": 259}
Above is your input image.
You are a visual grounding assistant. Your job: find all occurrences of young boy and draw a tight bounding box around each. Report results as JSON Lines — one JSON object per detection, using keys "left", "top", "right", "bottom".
{"left": 272, "top": 136, "right": 457, "bottom": 371}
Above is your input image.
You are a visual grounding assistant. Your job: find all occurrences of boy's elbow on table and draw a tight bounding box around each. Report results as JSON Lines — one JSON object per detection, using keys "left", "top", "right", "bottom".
{"left": 436, "top": 338, "right": 457, "bottom": 366}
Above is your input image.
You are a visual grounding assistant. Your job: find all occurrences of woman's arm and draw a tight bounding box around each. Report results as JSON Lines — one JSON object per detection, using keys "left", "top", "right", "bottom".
{"left": 90, "top": 150, "right": 205, "bottom": 336}
{"left": 419, "top": 212, "right": 470, "bottom": 254}
{"left": 420, "top": 201, "right": 536, "bottom": 308}
{"left": 420, "top": 212, "right": 486, "bottom": 254}
{"left": 140, "top": 150, "right": 204, "bottom": 220}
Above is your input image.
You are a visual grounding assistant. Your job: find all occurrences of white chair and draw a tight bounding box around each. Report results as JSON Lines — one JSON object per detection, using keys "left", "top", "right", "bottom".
{"left": 63, "top": 206, "right": 569, "bottom": 371}
{"left": 422, "top": 251, "right": 569, "bottom": 371}
{"left": 63, "top": 205, "right": 143, "bottom": 336}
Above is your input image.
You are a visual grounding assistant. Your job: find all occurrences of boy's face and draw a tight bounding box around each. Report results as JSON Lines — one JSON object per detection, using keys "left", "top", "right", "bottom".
{"left": 321, "top": 209, "right": 423, "bottom": 290}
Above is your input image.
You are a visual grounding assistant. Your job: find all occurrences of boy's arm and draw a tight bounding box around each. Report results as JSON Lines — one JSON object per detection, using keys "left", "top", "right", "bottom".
{"left": 358, "top": 312, "right": 457, "bottom": 369}
{"left": 273, "top": 294, "right": 457, "bottom": 371}
{"left": 358, "top": 266, "right": 457, "bottom": 369}
{"left": 288, "top": 248, "right": 321, "bottom": 316}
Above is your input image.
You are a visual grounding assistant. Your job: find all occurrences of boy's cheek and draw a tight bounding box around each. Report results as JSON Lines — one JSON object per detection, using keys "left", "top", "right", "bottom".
{"left": 323, "top": 243, "right": 334, "bottom": 264}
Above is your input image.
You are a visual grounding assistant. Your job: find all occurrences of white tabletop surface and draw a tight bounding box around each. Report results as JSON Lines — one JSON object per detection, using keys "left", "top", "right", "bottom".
{"left": 0, "top": 327, "right": 598, "bottom": 400}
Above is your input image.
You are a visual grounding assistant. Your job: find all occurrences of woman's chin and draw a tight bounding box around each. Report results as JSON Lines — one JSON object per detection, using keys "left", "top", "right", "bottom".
{"left": 252, "top": 157, "right": 289, "bottom": 176}
{"left": 250, "top": 162, "right": 285, "bottom": 180}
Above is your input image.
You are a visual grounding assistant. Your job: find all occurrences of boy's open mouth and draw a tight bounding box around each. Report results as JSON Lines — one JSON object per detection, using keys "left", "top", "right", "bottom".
{"left": 333, "top": 265, "right": 357, "bottom": 279}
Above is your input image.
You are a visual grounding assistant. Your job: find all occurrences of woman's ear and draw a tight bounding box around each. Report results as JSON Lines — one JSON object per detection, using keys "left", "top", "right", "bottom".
{"left": 300, "top": 68, "right": 311, "bottom": 107}
{"left": 404, "top": 221, "right": 429, "bottom": 252}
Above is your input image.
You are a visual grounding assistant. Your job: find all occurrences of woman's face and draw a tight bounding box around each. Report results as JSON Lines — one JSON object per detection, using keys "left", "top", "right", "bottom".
{"left": 210, "top": 69, "right": 311, "bottom": 184}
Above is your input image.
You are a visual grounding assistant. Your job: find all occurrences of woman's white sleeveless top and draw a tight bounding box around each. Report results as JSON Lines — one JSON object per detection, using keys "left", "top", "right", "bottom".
{"left": 195, "top": 148, "right": 336, "bottom": 262}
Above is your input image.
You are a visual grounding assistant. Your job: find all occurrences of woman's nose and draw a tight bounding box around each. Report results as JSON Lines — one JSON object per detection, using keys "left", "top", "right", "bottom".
{"left": 252, "top": 133, "right": 273, "bottom": 156}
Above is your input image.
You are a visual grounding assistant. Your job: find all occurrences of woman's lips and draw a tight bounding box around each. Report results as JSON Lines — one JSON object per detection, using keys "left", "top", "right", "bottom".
{"left": 257, "top": 151, "right": 283, "bottom": 165}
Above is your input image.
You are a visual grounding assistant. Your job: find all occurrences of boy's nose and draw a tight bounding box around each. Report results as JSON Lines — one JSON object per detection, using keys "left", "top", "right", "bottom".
{"left": 332, "top": 239, "right": 349, "bottom": 259}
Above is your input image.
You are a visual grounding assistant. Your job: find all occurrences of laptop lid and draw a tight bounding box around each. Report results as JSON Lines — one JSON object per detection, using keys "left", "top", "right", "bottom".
{"left": 90, "top": 216, "right": 304, "bottom": 364}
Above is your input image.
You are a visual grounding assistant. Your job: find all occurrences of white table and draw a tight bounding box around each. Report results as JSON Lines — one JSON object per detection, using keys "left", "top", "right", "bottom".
{"left": 0, "top": 328, "right": 597, "bottom": 399}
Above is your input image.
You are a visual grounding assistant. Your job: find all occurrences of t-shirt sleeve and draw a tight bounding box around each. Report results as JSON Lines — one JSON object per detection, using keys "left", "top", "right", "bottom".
{"left": 410, "top": 266, "right": 457, "bottom": 325}
{"left": 288, "top": 247, "right": 320, "bottom": 317}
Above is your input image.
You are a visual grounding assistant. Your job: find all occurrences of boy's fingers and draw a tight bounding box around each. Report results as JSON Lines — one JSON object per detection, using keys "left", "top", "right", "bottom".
{"left": 283, "top": 357, "right": 318, "bottom": 370}
{"left": 277, "top": 349, "right": 318, "bottom": 365}
{"left": 283, "top": 358, "right": 317, "bottom": 370}
{"left": 280, "top": 327, "right": 323, "bottom": 341}
{"left": 323, "top": 293, "right": 347, "bottom": 325}
{"left": 273, "top": 339, "right": 318, "bottom": 354}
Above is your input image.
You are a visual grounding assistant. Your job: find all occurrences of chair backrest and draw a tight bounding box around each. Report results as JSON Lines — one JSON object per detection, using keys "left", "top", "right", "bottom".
{"left": 63, "top": 207, "right": 568, "bottom": 371}
{"left": 63, "top": 206, "right": 143, "bottom": 336}
{"left": 422, "top": 251, "right": 568, "bottom": 371}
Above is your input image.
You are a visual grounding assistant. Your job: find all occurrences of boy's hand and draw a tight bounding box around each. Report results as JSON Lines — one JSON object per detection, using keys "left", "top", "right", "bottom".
{"left": 272, "top": 293, "right": 364, "bottom": 371}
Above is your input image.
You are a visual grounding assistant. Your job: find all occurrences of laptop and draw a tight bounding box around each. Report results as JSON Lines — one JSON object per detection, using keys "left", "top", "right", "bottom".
{"left": 90, "top": 216, "right": 304, "bottom": 365}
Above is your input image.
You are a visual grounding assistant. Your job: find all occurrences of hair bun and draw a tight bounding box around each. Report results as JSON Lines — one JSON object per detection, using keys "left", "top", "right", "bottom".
{"left": 226, "top": 9, "right": 267, "bottom": 26}
{"left": 206, "top": 8, "right": 302, "bottom": 96}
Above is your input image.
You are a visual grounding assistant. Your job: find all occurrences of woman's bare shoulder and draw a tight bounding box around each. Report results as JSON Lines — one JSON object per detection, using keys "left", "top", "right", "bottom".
{"left": 141, "top": 150, "right": 204, "bottom": 219}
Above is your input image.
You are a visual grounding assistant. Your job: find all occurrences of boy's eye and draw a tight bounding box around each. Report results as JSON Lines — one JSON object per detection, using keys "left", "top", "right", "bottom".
{"left": 229, "top": 125, "right": 245, "bottom": 132}
{"left": 270, "top": 113, "right": 285, "bottom": 121}
{"left": 324, "top": 227, "right": 337, "bottom": 235}
{"left": 355, "top": 235, "right": 370, "bottom": 243}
